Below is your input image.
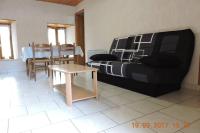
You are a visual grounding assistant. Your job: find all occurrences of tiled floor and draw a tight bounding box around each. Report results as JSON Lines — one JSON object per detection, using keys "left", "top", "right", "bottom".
{"left": 0, "top": 71, "right": 200, "bottom": 133}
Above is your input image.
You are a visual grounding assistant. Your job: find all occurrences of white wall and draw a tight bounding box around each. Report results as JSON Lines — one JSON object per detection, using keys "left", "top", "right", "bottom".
{"left": 66, "top": 26, "right": 75, "bottom": 44}
{"left": 77, "top": 0, "right": 200, "bottom": 89}
{"left": 0, "top": 0, "right": 76, "bottom": 59}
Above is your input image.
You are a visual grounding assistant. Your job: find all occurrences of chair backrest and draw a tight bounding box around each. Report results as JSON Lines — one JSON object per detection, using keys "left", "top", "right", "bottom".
{"left": 32, "top": 43, "right": 52, "bottom": 60}
{"left": 59, "top": 43, "right": 75, "bottom": 57}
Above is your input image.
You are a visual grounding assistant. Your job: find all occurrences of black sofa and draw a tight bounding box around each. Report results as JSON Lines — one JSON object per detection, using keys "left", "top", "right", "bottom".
{"left": 88, "top": 29, "right": 195, "bottom": 97}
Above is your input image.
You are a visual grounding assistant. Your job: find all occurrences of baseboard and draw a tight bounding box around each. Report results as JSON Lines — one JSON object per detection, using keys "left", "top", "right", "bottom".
{"left": 181, "top": 83, "right": 200, "bottom": 91}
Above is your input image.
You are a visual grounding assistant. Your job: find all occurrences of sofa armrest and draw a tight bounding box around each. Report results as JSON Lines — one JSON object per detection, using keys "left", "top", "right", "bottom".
{"left": 87, "top": 49, "right": 108, "bottom": 62}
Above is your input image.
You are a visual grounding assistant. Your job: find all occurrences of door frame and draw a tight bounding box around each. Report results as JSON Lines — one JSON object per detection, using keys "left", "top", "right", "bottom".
{"left": 75, "top": 9, "right": 85, "bottom": 65}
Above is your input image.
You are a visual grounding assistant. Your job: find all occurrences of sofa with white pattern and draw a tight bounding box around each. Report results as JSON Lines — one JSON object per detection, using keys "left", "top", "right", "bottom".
{"left": 88, "top": 29, "right": 195, "bottom": 97}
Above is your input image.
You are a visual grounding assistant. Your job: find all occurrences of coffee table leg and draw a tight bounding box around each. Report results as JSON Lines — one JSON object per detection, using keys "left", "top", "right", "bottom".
{"left": 65, "top": 73, "right": 72, "bottom": 106}
{"left": 93, "top": 71, "right": 98, "bottom": 99}
{"left": 49, "top": 69, "right": 53, "bottom": 89}
{"left": 71, "top": 74, "right": 74, "bottom": 85}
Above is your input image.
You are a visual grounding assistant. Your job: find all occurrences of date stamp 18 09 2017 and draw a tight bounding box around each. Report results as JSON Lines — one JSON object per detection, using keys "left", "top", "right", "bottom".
{"left": 132, "top": 121, "right": 190, "bottom": 129}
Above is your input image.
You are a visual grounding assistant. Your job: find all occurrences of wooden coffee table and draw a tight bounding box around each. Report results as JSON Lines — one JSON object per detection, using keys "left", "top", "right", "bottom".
{"left": 48, "top": 64, "right": 98, "bottom": 106}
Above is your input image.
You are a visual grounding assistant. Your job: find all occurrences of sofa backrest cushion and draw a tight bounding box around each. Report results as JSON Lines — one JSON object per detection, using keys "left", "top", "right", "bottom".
{"left": 109, "top": 37, "right": 131, "bottom": 61}
{"left": 109, "top": 34, "right": 157, "bottom": 62}
{"left": 156, "top": 29, "right": 195, "bottom": 75}
{"left": 130, "top": 33, "right": 157, "bottom": 62}
{"left": 108, "top": 29, "right": 194, "bottom": 74}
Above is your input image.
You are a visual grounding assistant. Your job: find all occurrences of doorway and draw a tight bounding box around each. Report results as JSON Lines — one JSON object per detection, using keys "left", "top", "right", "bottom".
{"left": 75, "top": 9, "right": 85, "bottom": 65}
{"left": 0, "top": 24, "right": 14, "bottom": 59}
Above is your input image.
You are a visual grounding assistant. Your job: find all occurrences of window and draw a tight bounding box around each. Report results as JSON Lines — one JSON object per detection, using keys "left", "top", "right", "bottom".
{"left": 0, "top": 23, "right": 14, "bottom": 59}
{"left": 48, "top": 26, "right": 66, "bottom": 45}
{"left": 48, "top": 27, "right": 56, "bottom": 45}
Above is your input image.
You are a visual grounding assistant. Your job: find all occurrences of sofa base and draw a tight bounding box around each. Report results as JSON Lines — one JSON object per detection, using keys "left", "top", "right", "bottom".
{"left": 97, "top": 72, "right": 180, "bottom": 97}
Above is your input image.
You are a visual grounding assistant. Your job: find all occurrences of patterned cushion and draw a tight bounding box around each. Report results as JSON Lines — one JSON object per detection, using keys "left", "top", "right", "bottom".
{"left": 130, "top": 33, "right": 156, "bottom": 62}
{"left": 109, "top": 33, "right": 156, "bottom": 63}
{"left": 99, "top": 61, "right": 132, "bottom": 77}
{"left": 109, "top": 37, "right": 129, "bottom": 61}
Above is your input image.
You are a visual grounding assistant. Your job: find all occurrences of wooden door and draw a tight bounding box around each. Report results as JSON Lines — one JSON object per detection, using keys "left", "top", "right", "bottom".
{"left": 199, "top": 56, "right": 200, "bottom": 85}
{"left": 75, "top": 9, "right": 85, "bottom": 65}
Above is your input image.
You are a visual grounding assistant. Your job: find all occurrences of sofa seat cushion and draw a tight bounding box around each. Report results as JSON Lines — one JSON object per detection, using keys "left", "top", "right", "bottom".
{"left": 99, "top": 61, "right": 132, "bottom": 77}
{"left": 88, "top": 60, "right": 182, "bottom": 84}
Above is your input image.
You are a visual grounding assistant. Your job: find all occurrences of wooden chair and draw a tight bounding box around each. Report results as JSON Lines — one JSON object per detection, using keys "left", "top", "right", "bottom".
{"left": 54, "top": 44, "right": 76, "bottom": 80}
{"left": 29, "top": 43, "right": 52, "bottom": 81}
{"left": 58, "top": 43, "right": 75, "bottom": 64}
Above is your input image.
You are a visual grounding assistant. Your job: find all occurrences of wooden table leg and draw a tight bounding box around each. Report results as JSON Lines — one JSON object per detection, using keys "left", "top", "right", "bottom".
{"left": 71, "top": 73, "right": 74, "bottom": 85}
{"left": 93, "top": 71, "right": 98, "bottom": 99}
{"left": 49, "top": 69, "right": 53, "bottom": 89}
{"left": 65, "top": 73, "right": 72, "bottom": 106}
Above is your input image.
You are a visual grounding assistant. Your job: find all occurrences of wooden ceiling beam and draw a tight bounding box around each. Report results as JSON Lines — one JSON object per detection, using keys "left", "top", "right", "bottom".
{"left": 37, "top": 0, "right": 83, "bottom": 6}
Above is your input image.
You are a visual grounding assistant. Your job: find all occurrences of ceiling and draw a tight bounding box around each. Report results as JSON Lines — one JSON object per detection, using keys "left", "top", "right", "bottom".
{"left": 38, "top": 0, "right": 83, "bottom": 6}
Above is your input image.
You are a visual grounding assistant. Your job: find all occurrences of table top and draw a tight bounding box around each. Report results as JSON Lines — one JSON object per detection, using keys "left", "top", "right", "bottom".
{"left": 48, "top": 64, "right": 97, "bottom": 74}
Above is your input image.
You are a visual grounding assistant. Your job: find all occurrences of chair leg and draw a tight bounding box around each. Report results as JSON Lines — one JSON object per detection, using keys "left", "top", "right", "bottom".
{"left": 45, "top": 62, "right": 47, "bottom": 74}
{"left": 59, "top": 72, "right": 62, "bottom": 83}
{"left": 26, "top": 59, "right": 29, "bottom": 76}
{"left": 29, "top": 62, "right": 32, "bottom": 80}
{"left": 33, "top": 64, "right": 36, "bottom": 81}
{"left": 91, "top": 72, "right": 93, "bottom": 79}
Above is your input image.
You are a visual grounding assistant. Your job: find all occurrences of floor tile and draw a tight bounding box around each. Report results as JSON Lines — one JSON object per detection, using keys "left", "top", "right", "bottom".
{"left": 180, "top": 96, "right": 200, "bottom": 109}
{"left": 46, "top": 107, "right": 84, "bottom": 123}
{"left": 120, "top": 92, "right": 149, "bottom": 102}
{"left": 158, "top": 90, "right": 194, "bottom": 104}
{"left": 103, "top": 106, "right": 143, "bottom": 124}
{"left": 105, "top": 121, "right": 155, "bottom": 133}
{"left": 0, "top": 108, "right": 10, "bottom": 119}
{"left": 181, "top": 119, "right": 200, "bottom": 133}
{"left": 160, "top": 104, "right": 200, "bottom": 122}
{"left": 32, "top": 121, "right": 79, "bottom": 133}
{"left": 74, "top": 99, "right": 110, "bottom": 114}
{"left": 37, "top": 95, "right": 56, "bottom": 103}
{"left": 106, "top": 95, "right": 131, "bottom": 106}
{"left": 126, "top": 100, "right": 165, "bottom": 114}
{"left": 9, "top": 105, "right": 28, "bottom": 118}
{"left": 1, "top": 71, "right": 200, "bottom": 133}
{"left": 136, "top": 112, "right": 183, "bottom": 133}
{"left": 10, "top": 95, "right": 40, "bottom": 106}
{"left": 0, "top": 119, "right": 8, "bottom": 133}
{"left": 146, "top": 97, "right": 174, "bottom": 107}
{"left": 98, "top": 131, "right": 106, "bottom": 133}
{"left": 98, "top": 96, "right": 118, "bottom": 108}
{"left": 9, "top": 112, "right": 50, "bottom": 133}
{"left": 20, "top": 131, "right": 32, "bottom": 133}
{"left": 100, "top": 86, "right": 128, "bottom": 97}
{"left": 0, "top": 99, "right": 10, "bottom": 109}
{"left": 72, "top": 113, "right": 117, "bottom": 133}
{"left": 26, "top": 101, "right": 60, "bottom": 114}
